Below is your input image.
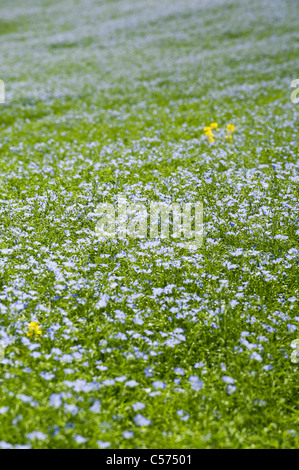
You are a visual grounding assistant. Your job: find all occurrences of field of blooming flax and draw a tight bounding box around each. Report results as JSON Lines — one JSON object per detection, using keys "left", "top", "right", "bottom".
{"left": 0, "top": 0, "right": 298, "bottom": 449}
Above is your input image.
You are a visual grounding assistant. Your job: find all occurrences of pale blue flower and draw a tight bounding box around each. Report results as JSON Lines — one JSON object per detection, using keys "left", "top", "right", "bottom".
{"left": 125, "top": 380, "right": 139, "bottom": 387}
{"left": 26, "top": 431, "right": 47, "bottom": 441}
{"left": 97, "top": 440, "right": 111, "bottom": 448}
{"left": 102, "top": 379, "right": 115, "bottom": 386}
{"left": 152, "top": 380, "right": 166, "bottom": 389}
{"left": 74, "top": 435, "right": 87, "bottom": 444}
{"left": 250, "top": 352, "right": 263, "bottom": 361}
{"left": 144, "top": 367, "right": 154, "bottom": 377}
{"left": 173, "top": 367, "right": 185, "bottom": 375}
{"left": 226, "top": 385, "right": 237, "bottom": 394}
{"left": 40, "top": 372, "right": 55, "bottom": 381}
{"left": 0, "top": 407, "right": 9, "bottom": 414}
{"left": 188, "top": 376, "right": 203, "bottom": 390}
{"left": 0, "top": 442, "right": 13, "bottom": 449}
{"left": 90, "top": 400, "right": 101, "bottom": 413}
{"left": 132, "top": 402, "right": 145, "bottom": 411}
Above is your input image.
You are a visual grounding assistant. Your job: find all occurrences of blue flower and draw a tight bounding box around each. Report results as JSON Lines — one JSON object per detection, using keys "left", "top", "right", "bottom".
{"left": 226, "top": 385, "right": 237, "bottom": 394}
{"left": 287, "top": 324, "right": 297, "bottom": 332}
{"left": 188, "top": 376, "right": 203, "bottom": 390}
{"left": 221, "top": 376, "right": 234, "bottom": 384}
{"left": 115, "top": 376, "right": 127, "bottom": 382}
{"left": 97, "top": 440, "right": 111, "bottom": 448}
{"left": 40, "top": 372, "right": 55, "bottom": 381}
{"left": 49, "top": 394, "right": 62, "bottom": 408}
{"left": 64, "top": 404, "right": 79, "bottom": 415}
{"left": 149, "top": 391, "right": 161, "bottom": 397}
{"left": 0, "top": 407, "right": 9, "bottom": 414}
{"left": 74, "top": 435, "right": 87, "bottom": 444}
{"left": 102, "top": 379, "right": 115, "bottom": 386}
{"left": 26, "top": 431, "right": 47, "bottom": 441}
{"left": 132, "top": 402, "right": 145, "bottom": 411}
{"left": 123, "top": 431, "right": 134, "bottom": 439}
{"left": 144, "top": 367, "right": 154, "bottom": 377}
{"left": 90, "top": 400, "right": 101, "bottom": 413}
{"left": 249, "top": 352, "right": 263, "bottom": 361}
{"left": 173, "top": 367, "right": 185, "bottom": 375}
{"left": 0, "top": 442, "right": 13, "bottom": 449}
{"left": 262, "top": 365, "right": 273, "bottom": 371}
{"left": 177, "top": 410, "right": 189, "bottom": 421}
{"left": 194, "top": 362, "right": 205, "bottom": 369}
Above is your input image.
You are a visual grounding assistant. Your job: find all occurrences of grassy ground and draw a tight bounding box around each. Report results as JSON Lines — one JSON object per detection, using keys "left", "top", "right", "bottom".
{"left": 0, "top": 0, "right": 298, "bottom": 449}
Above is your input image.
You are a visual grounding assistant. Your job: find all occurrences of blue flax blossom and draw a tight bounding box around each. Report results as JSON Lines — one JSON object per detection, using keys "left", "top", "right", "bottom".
{"left": 132, "top": 402, "right": 145, "bottom": 411}
{"left": 97, "top": 440, "right": 111, "bottom": 448}
{"left": 123, "top": 431, "right": 134, "bottom": 439}
{"left": 125, "top": 380, "right": 139, "bottom": 387}
{"left": 226, "top": 385, "right": 237, "bottom": 395}
{"left": 90, "top": 400, "right": 101, "bottom": 413}
{"left": 221, "top": 376, "right": 234, "bottom": 384}
{"left": 26, "top": 431, "right": 47, "bottom": 441}
{"left": 173, "top": 367, "right": 185, "bottom": 375}
{"left": 74, "top": 435, "right": 87, "bottom": 444}
{"left": 188, "top": 376, "right": 203, "bottom": 391}
{"left": 250, "top": 352, "right": 263, "bottom": 361}
{"left": 40, "top": 372, "right": 55, "bottom": 381}
{"left": 0, "top": 442, "right": 13, "bottom": 449}
{"left": 152, "top": 380, "right": 166, "bottom": 390}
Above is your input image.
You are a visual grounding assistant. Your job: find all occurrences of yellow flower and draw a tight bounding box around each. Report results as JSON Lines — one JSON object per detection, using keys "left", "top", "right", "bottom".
{"left": 210, "top": 122, "right": 218, "bottom": 130}
{"left": 27, "top": 321, "right": 42, "bottom": 337}
{"left": 204, "top": 126, "right": 211, "bottom": 132}
{"left": 227, "top": 124, "right": 235, "bottom": 133}
{"left": 209, "top": 136, "right": 215, "bottom": 143}
{"left": 225, "top": 134, "right": 233, "bottom": 141}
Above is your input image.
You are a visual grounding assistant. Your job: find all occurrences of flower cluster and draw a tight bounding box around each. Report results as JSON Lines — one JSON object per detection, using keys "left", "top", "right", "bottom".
{"left": 225, "top": 124, "right": 235, "bottom": 141}
{"left": 203, "top": 122, "right": 235, "bottom": 143}
{"left": 204, "top": 122, "right": 218, "bottom": 143}
{"left": 0, "top": 0, "right": 298, "bottom": 451}
{"left": 27, "top": 322, "right": 42, "bottom": 338}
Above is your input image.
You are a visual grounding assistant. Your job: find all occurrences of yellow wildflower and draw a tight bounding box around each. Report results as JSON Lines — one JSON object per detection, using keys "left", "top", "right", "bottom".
{"left": 227, "top": 124, "right": 235, "bottom": 133}
{"left": 225, "top": 134, "right": 233, "bottom": 141}
{"left": 27, "top": 321, "right": 42, "bottom": 337}
{"left": 210, "top": 122, "right": 218, "bottom": 130}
